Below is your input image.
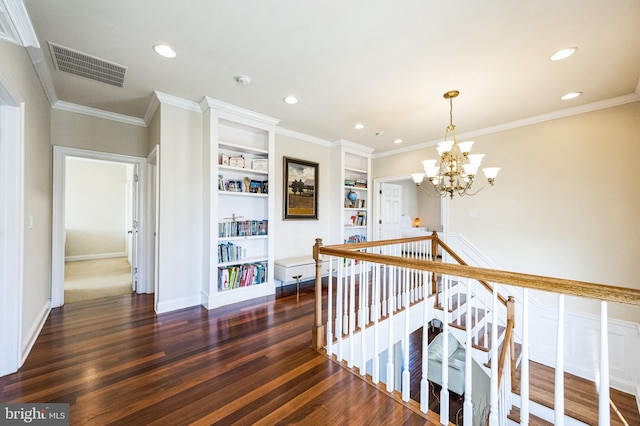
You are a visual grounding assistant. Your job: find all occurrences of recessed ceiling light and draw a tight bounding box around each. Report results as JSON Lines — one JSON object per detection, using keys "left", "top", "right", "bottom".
{"left": 561, "top": 91, "right": 582, "bottom": 100}
{"left": 353, "top": 123, "right": 364, "bottom": 130}
{"left": 153, "top": 44, "right": 176, "bottom": 59}
{"left": 550, "top": 47, "right": 577, "bottom": 61}
{"left": 283, "top": 96, "right": 298, "bottom": 104}
{"left": 393, "top": 139, "right": 403, "bottom": 144}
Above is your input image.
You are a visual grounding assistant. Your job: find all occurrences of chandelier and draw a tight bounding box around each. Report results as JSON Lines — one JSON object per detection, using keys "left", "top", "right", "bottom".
{"left": 412, "top": 90, "right": 500, "bottom": 199}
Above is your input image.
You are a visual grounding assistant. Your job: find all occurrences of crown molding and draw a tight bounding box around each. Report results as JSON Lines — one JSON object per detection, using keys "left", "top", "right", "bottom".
{"left": 25, "top": 46, "right": 57, "bottom": 106}
{"left": 52, "top": 101, "right": 146, "bottom": 127}
{"left": 0, "top": 0, "right": 39, "bottom": 47}
{"left": 374, "top": 93, "right": 640, "bottom": 159}
{"left": 201, "top": 96, "right": 280, "bottom": 127}
{"left": 275, "top": 127, "right": 331, "bottom": 147}
{"left": 331, "top": 138, "right": 375, "bottom": 154}
{"left": 154, "top": 91, "right": 201, "bottom": 113}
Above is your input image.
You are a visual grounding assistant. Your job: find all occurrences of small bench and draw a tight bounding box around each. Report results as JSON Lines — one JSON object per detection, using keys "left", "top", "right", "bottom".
{"left": 274, "top": 256, "right": 329, "bottom": 294}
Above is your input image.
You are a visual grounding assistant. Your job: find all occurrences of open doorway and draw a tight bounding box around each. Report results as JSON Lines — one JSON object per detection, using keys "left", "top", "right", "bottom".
{"left": 52, "top": 146, "right": 147, "bottom": 308}
{"left": 374, "top": 176, "right": 444, "bottom": 241}
{"left": 63, "top": 157, "right": 135, "bottom": 303}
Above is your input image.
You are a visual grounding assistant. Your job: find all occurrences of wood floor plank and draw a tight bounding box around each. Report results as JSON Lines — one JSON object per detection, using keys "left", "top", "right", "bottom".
{"left": 2, "top": 282, "right": 637, "bottom": 425}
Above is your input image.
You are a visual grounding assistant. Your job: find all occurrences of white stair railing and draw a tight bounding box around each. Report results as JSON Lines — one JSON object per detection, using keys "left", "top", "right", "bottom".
{"left": 312, "top": 235, "right": 640, "bottom": 425}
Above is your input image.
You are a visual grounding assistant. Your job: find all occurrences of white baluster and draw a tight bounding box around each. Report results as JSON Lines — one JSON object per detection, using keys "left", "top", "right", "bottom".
{"left": 348, "top": 261, "right": 356, "bottom": 368}
{"left": 463, "top": 275, "right": 473, "bottom": 426}
{"left": 326, "top": 256, "right": 333, "bottom": 358}
{"left": 343, "top": 259, "right": 349, "bottom": 335}
{"left": 555, "top": 294, "right": 565, "bottom": 426}
{"left": 599, "top": 301, "right": 610, "bottom": 426}
{"left": 420, "top": 270, "right": 430, "bottom": 413}
{"left": 440, "top": 274, "right": 450, "bottom": 425}
{"left": 402, "top": 266, "right": 410, "bottom": 401}
{"left": 521, "top": 288, "right": 530, "bottom": 425}
{"left": 489, "top": 282, "right": 499, "bottom": 424}
{"left": 372, "top": 263, "right": 380, "bottom": 384}
{"left": 386, "top": 265, "right": 395, "bottom": 392}
{"left": 360, "top": 261, "right": 367, "bottom": 376}
{"left": 336, "top": 259, "right": 343, "bottom": 361}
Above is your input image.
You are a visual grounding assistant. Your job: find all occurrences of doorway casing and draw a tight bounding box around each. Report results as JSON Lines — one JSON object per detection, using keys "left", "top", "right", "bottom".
{"left": 52, "top": 146, "right": 148, "bottom": 308}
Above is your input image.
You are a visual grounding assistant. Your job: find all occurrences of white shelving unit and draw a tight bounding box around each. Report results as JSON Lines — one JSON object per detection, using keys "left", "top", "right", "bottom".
{"left": 202, "top": 98, "right": 280, "bottom": 309}
{"left": 331, "top": 140, "right": 374, "bottom": 247}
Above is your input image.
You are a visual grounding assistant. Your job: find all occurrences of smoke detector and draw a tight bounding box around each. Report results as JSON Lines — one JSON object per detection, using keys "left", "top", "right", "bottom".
{"left": 235, "top": 75, "right": 251, "bottom": 86}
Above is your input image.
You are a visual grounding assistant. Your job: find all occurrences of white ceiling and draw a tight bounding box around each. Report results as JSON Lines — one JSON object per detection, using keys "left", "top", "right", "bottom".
{"left": 22, "top": 0, "right": 640, "bottom": 154}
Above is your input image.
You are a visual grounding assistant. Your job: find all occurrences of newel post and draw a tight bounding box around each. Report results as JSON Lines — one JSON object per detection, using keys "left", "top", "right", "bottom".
{"left": 312, "top": 238, "right": 325, "bottom": 350}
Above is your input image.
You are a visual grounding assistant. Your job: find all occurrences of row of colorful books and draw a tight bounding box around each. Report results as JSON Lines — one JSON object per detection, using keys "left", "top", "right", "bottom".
{"left": 345, "top": 234, "right": 367, "bottom": 244}
{"left": 218, "top": 220, "right": 268, "bottom": 238}
{"left": 218, "top": 262, "right": 268, "bottom": 290}
{"left": 217, "top": 242, "right": 246, "bottom": 263}
{"left": 348, "top": 212, "right": 366, "bottom": 226}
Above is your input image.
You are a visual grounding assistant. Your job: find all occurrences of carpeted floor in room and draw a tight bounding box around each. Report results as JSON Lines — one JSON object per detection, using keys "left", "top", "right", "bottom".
{"left": 64, "top": 257, "right": 132, "bottom": 303}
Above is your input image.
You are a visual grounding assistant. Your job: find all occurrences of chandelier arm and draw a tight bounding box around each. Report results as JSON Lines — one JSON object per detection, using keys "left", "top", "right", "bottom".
{"left": 415, "top": 183, "right": 442, "bottom": 198}
{"left": 460, "top": 181, "right": 492, "bottom": 196}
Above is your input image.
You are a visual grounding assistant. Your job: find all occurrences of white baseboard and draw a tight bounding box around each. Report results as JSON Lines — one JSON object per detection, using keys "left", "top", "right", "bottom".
{"left": 156, "top": 294, "right": 201, "bottom": 314}
{"left": 65, "top": 252, "right": 127, "bottom": 262}
{"left": 21, "top": 300, "right": 51, "bottom": 366}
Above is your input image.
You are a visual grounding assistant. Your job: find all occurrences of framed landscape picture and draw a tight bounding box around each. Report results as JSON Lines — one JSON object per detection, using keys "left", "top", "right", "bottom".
{"left": 283, "top": 157, "right": 318, "bottom": 220}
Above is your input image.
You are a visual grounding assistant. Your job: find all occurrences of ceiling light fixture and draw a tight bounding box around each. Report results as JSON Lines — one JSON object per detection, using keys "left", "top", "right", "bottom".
{"left": 353, "top": 123, "right": 364, "bottom": 130}
{"left": 283, "top": 96, "right": 298, "bottom": 104}
{"left": 393, "top": 139, "right": 403, "bottom": 144}
{"left": 561, "top": 91, "right": 582, "bottom": 100}
{"left": 550, "top": 47, "right": 577, "bottom": 61}
{"left": 412, "top": 90, "right": 499, "bottom": 199}
{"left": 153, "top": 44, "right": 176, "bottom": 59}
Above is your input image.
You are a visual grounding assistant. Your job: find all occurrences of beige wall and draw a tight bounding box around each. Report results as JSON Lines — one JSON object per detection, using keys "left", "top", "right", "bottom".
{"left": 51, "top": 109, "right": 148, "bottom": 158}
{"left": 155, "top": 103, "right": 203, "bottom": 307}
{"left": 375, "top": 102, "right": 640, "bottom": 320}
{"left": 0, "top": 40, "right": 52, "bottom": 350}
{"left": 274, "top": 134, "right": 332, "bottom": 258}
{"left": 64, "top": 158, "right": 129, "bottom": 258}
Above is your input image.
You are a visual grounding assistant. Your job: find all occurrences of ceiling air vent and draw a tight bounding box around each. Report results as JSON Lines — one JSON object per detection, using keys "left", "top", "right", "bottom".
{"left": 48, "top": 42, "right": 127, "bottom": 87}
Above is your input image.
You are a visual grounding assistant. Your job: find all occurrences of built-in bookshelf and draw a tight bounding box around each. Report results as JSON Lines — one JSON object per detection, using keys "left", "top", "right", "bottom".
{"left": 331, "top": 140, "right": 373, "bottom": 251}
{"left": 202, "top": 98, "right": 280, "bottom": 309}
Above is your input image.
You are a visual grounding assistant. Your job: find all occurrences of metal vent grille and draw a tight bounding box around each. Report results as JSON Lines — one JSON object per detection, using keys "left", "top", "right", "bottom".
{"left": 48, "top": 42, "right": 127, "bottom": 87}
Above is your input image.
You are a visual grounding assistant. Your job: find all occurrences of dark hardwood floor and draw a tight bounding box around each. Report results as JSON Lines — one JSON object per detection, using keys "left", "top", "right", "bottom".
{"left": 2, "top": 279, "right": 638, "bottom": 425}
{"left": 0, "top": 282, "right": 437, "bottom": 425}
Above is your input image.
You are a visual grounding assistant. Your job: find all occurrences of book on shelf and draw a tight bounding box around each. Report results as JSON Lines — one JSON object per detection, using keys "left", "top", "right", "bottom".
{"left": 344, "top": 179, "right": 355, "bottom": 187}
{"left": 217, "top": 242, "right": 246, "bottom": 263}
{"left": 218, "top": 261, "right": 268, "bottom": 290}
{"left": 345, "top": 234, "right": 367, "bottom": 244}
{"left": 218, "top": 219, "right": 268, "bottom": 238}
{"left": 354, "top": 178, "right": 367, "bottom": 188}
{"left": 347, "top": 213, "right": 366, "bottom": 226}
{"left": 344, "top": 198, "right": 365, "bottom": 208}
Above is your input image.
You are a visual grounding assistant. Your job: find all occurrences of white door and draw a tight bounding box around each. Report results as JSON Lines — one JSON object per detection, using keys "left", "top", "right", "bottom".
{"left": 379, "top": 182, "right": 403, "bottom": 239}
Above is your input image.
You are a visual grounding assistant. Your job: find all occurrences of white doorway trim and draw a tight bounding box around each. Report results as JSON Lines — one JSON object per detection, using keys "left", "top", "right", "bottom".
{"left": 52, "top": 146, "right": 147, "bottom": 307}
{"left": 146, "top": 145, "right": 160, "bottom": 311}
{"left": 0, "top": 70, "right": 25, "bottom": 376}
{"left": 373, "top": 174, "right": 449, "bottom": 241}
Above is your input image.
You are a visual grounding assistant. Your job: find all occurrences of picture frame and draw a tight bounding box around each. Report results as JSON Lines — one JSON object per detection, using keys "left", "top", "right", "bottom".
{"left": 283, "top": 157, "right": 318, "bottom": 220}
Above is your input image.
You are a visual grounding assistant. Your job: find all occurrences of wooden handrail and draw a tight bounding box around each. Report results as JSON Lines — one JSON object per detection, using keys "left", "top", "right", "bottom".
{"left": 317, "top": 244, "right": 640, "bottom": 306}
{"left": 436, "top": 235, "right": 508, "bottom": 306}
